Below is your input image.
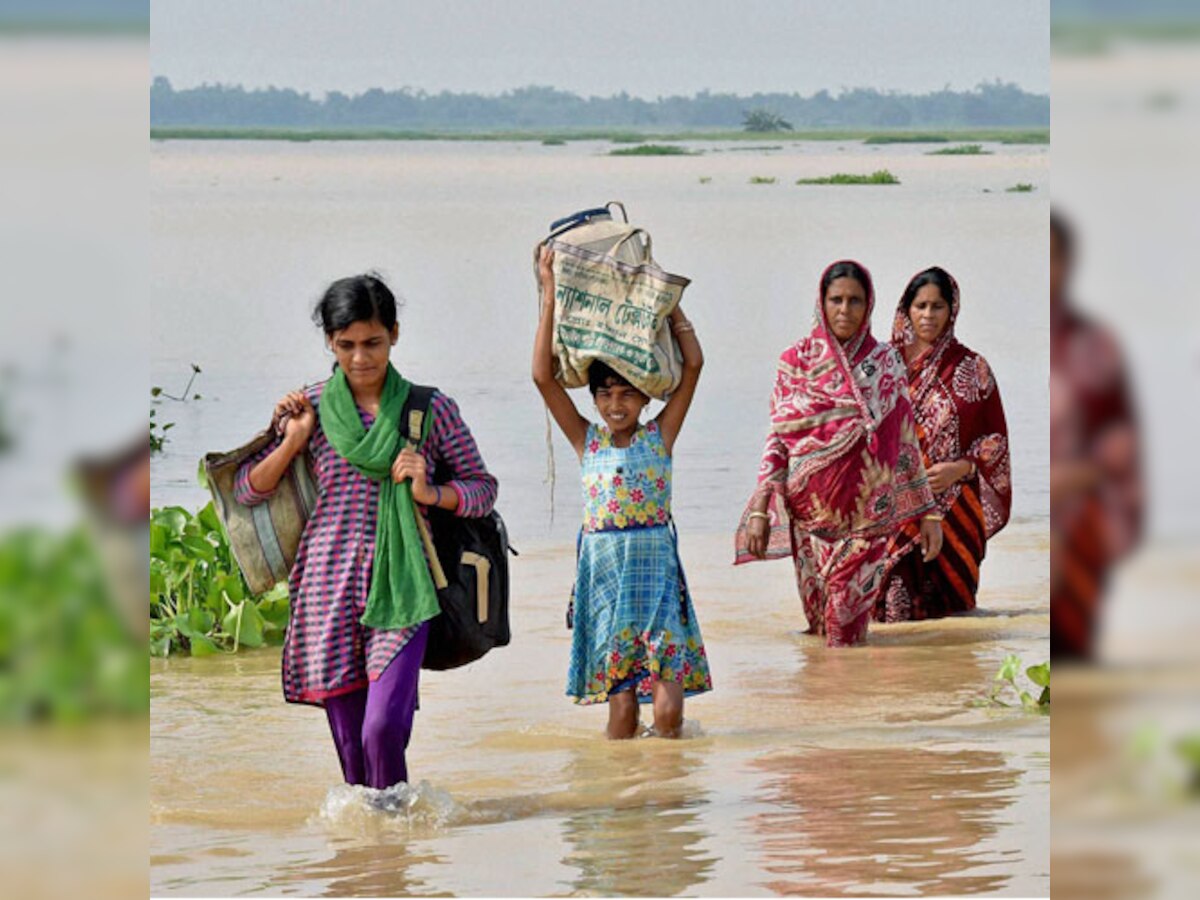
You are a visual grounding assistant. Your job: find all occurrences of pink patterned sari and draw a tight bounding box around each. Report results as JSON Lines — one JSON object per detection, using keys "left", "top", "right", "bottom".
{"left": 736, "top": 261, "right": 935, "bottom": 646}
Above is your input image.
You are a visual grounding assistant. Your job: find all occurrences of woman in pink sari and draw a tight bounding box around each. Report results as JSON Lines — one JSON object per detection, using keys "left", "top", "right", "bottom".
{"left": 736, "top": 260, "right": 942, "bottom": 647}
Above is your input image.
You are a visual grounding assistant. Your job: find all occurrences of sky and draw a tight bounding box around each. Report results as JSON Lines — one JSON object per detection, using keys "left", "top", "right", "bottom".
{"left": 151, "top": 0, "right": 1049, "bottom": 99}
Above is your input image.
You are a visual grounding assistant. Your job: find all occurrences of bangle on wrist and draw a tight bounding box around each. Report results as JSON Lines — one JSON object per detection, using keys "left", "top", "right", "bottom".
{"left": 432, "top": 484, "right": 442, "bottom": 507}
{"left": 923, "top": 512, "right": 944, "bottom": 522}
{"left": 748, "top": 511, "right": 771, "bottom": 522}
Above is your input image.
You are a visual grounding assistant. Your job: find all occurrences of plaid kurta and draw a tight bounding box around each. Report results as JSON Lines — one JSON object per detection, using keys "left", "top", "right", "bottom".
{"left": 235, "top": 381, "right": 497, "bottom": 706}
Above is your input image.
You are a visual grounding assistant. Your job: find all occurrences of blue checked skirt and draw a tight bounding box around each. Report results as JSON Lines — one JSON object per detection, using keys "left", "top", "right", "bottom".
{"left": 566, "top": 524, "right": 712, "bottom": 705}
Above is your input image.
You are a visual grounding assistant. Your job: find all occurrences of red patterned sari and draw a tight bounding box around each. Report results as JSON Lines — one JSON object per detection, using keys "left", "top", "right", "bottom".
{"left": 873, "top": 277, "right": 1012, "bottom": 628}
{"left": 876, "top": 272, "right": 1012, "bottom": 622}
{"left": 1050, "top": 304, "right": 1142, "bottom": 659}
{"left": 736, "top": 261, "right": 935, "bottom": 647}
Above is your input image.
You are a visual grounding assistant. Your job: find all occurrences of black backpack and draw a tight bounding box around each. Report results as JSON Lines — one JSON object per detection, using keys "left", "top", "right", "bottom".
{"left": 401, "top": 385, "right": 515, "bottom": 670}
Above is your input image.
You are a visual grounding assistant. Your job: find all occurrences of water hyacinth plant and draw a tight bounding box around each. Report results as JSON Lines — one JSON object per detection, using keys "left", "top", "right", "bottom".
{"left": 150, "top": 363, "right": 203, "bottom": 453}
{"left": 982, "top": 654, "right": 1050, "bottom": 713}
{"left": 926, "top": 144, "right": 991, "bottom": 155}
{"left": 1, "top": 526, "right": 148, "bottom": 721}
{"left": 608, "top": 144, "right": 697, "bottom": 156}
{"left": 150, "top": 502, "right": 290, "bottom": 657}
{"left": 796, "top": 169, "right": 900, "bottom": 185}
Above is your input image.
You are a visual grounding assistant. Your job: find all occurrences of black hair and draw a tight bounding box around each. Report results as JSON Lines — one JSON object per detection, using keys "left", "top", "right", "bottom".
{"left": 900, "top": 266, "right": 956, "bottom": 313}
{"left": 1050, "top": 209, "right": 1073, "bottom": 259}
{"left": 312, "top": 272, "right": 400, "bottom": 335}
{"left": 820, "top": 260, "right": 872, "bottom": 300}
{"left": 588, "top": 361, "right": 640, "bottom": 397}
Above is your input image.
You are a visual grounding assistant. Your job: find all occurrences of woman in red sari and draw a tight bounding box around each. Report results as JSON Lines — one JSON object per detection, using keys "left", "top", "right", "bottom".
{"left": 1049, "top": 213, "right": 1142, "bottom": 659}
{"left": 736, "top": 260, "right": 942, "bottom": 647}
{"left": 875, "top": 267, "right": 1013, "bottom": 622}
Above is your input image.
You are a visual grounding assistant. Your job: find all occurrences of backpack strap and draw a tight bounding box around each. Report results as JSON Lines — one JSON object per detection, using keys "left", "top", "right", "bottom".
{"left": 398, "top": 383, "right": 448, "bottom": 590}
{"left": 400, "top": 384, "right": 437, "bottom": 448}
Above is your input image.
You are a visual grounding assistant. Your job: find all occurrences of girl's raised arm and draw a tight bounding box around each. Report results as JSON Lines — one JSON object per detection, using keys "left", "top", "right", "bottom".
{"left": 532, "top": 245, "right": 589, "bottom": 458}
{"left": 654, "top": 304, "right": 703, "bottom": 455}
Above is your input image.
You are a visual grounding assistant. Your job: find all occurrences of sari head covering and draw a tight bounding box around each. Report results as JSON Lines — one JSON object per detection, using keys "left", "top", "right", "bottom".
{"left": 737, "top": 261, "right": 934, "bottom": 561}
{"left": 891, "top": 267, "right": 1011, "bottom": 537}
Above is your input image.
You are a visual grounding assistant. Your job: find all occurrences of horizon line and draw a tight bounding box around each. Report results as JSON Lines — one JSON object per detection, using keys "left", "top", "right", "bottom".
{"left": 150, "top": 77, "right": 1049, "bottom": 101}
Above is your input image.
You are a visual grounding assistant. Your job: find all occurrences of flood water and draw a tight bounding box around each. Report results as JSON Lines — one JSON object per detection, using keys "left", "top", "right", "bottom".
{"left": 150, "top": 138, "right": 1049, "bottom": 896}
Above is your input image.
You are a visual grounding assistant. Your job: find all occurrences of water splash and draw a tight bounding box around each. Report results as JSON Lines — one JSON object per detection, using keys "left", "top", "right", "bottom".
{"left": 316, "top": 780, "right": 461, "bottom": 834}
{"left": 640, "top": 718, "right": 705, "bottom": 739}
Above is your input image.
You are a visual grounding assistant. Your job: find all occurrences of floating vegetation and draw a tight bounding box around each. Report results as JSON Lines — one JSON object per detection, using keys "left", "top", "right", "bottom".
{"left": 698, "top": 176, "right": 712, "bottom": 184}
{"left": 748, "top": 176, "right": 777, "bottom": 185}
{"left": 150, "top": 363, "right": 203, "bottom": 453}
{"left": 609, "top": 144, "right": 697, "bottom": 156}
{"left": 979, "top": 654, "right": 1049, "bottom": 713}
{"left": 153, "top": 362, "right": 203, "bottom": 402}
{"left": 541, "top": 138, "right": 566, "bottom": 146}
{"left": 865, "top": 132, "right": 952, "bottom": 144}
{"left": 150, "top": 502, "right": 291, "bottom": 657}
{"left": 726, "top": 144, "right": 784, "bottom": 152}
{"left": 796, "top": 169, "right": 900, "bottom": 185}
{"left": 149, "top": 407, "right": 172, "bottom": 453}
{"left": 1006, "top": 183, "right": 1036, "bottom": 193}
{"left": 926, "top": 144, "right": 991, "bottom": 156}
{"left": 1, "top": 526, "right": 148, "bottom": 721}
{"left": 865, "top": 130, "right": 1047, "bottom": 145}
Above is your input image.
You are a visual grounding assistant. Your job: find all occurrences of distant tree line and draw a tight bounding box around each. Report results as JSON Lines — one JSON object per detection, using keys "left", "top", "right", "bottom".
{"left": 150, "top": 78, "right": 1048, "bottom": 130}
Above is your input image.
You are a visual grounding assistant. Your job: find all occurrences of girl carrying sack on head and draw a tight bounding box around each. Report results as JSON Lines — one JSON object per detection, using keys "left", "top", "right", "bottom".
{"left": 532, "top": 231, "right": 712, "bottom": 740}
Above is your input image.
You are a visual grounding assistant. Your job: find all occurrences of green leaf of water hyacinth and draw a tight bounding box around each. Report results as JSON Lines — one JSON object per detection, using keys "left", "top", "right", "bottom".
{"left": 221, "top": 573, "right": 245, "bottom": 603}
{"left": 981, "top": 654, "right": 1050, "bottom": 713}
{"left": 174, "top": 607, "right": 214, "bottom": 640}
{"left": 197, "top": 501, "right": 221, "bottom": 532}
{"left": 150, "top": 523, "right": 169, "bottom": 557}
{"left": 181, "top": 534, "right": 216, "bottom": 562}
{"left": 151, "top": 502, "right": 291, "bottom": 657}
{"left": 153, "top": 507, "right": 189, "bottom": 537}
{"left": 995, "top": 654, "right": 1022, "bottom": 684}
{"left": 257, "top": 594, "right": 290, "bottom": 632}
{"left": 1026, "top": 661, "right": 1050, "bottom": 688}
{"left": 188, "top": 634, "right": 221, "bottom": 657}
{"left": 222, "top": 599, "right": 265, "bottom": 650}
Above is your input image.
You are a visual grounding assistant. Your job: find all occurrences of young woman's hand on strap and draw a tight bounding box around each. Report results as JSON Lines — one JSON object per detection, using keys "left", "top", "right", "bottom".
{"left": 391, "top": 447, "right": 438, "bottom": 505}
{"left": 273, "top": 390, "right": 317, "bottom": 448}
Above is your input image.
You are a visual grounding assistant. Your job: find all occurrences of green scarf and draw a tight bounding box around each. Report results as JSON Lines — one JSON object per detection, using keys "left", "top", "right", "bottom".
{"left": 319, "top": 364, "right": 439, "bottom": 630}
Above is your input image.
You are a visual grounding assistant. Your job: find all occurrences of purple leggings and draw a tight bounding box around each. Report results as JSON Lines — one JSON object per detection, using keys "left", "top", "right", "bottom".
{"left": 323, "top": 621, "right": 430, "bottom": 789}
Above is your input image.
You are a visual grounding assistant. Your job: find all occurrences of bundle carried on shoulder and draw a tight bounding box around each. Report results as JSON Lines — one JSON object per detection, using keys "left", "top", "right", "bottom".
{"left": 538, "top": 201, "right": 690, "bottom": 400}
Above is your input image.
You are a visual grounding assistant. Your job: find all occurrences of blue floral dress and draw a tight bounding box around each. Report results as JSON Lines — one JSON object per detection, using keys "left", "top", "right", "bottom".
{"left": 566, "top": 420, "right": 713, "bottom": 705}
